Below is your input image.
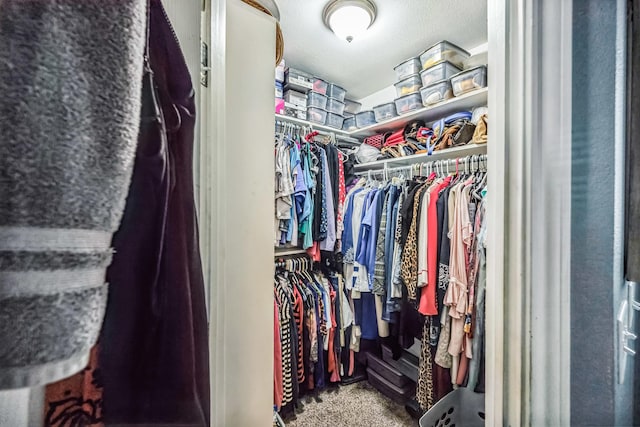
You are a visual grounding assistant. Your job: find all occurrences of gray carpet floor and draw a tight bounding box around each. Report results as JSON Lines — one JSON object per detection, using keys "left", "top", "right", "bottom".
{"left": 284, "top": 381, "right": 417, "bottom": 427}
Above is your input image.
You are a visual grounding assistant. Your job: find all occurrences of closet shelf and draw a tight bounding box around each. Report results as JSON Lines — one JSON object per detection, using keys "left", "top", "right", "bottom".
{"left": 353, "top": 143, "right": 487, "bottom": 171}
{"left": 276, "top": 88, "right": 488, "bottom": 139}
{"left": 275, "top": 113, "right": 350, "bottom": 135}
{"left": 349, "top": 88, "right": 488, "bottom": 138}
{"left": 274, "top": 247, "right": 308, "bottom": 256}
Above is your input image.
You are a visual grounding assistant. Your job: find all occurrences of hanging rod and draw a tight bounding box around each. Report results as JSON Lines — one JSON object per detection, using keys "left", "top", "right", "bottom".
{"left": 355, "top": 154, "right": 487, "bottom": 178}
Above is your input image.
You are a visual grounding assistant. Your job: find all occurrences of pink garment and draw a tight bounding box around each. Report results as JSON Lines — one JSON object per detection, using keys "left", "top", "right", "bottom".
{"left": 446, "top": 184, "right": 473, "bottom": 356}
{"left": 419, "top": 178, "right": 452, "bottom": 315}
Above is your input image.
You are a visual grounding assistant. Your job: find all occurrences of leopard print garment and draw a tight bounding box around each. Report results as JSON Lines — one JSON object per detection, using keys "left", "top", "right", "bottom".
{"left": 416, "top": 317, "right": 435, "bottom": 411}
{"left": 400, "top": 184, "right": 429, "bottom": 302}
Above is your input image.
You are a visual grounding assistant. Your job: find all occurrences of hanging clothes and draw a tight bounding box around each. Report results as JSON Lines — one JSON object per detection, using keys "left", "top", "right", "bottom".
{"left": 339, "top": 155, "right": 488, "bottom": 413}
{"left": 274, "top": 257, "right": 355, "bottom": 416}
{"left": 99, "top": 1, "right": 209, "bottom": 425}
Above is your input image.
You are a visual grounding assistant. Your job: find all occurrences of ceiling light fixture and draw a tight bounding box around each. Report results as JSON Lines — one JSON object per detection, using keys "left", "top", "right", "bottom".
{"left": 322, "top": 0, "right": 376, "bottom": 43}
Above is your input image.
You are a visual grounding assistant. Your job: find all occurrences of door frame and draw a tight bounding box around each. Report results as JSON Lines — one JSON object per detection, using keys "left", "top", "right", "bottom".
{"left": 199, "top": 0, "right": 575, "bottom": 425}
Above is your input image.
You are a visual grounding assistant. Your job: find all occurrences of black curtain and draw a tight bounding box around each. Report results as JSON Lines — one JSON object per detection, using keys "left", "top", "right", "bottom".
{"left": 99, "top": 1, "right": 210, "bottom": 425}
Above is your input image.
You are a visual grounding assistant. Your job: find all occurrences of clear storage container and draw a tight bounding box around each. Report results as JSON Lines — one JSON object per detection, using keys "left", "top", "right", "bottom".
{"left": 419, "top": 60, "right": 461, "bottom": 87}
{"left": 394, "top": 74, "right": 422, "bottom": 97}
{"left": 355, "top": 110, "right": 377, "bottom": 128}
{"left": 284, "top": 103, "right": 306, "bottom": 120}
{"left": 284, "top": 90, "right": 306, "bottom": 107}
{"left": 307, "top": 91, "right": 328, "bottom": 109}
{"left": 327, "top": 84, "right": 347, "bottom": 102}
{"left": 420, "top": 79, "right": 454, "bottom": 105}
{"left": 307, "top": 107, "right": 327, "bottom": 125}
{"left": 275, "top": 81, "right": 283, "bottom": 99}
{"left": 326, "top": 97, "right": 346, "bottom": 115}
{"left": 373, "top": 102, "right": 398, "bottom": 122}
{"left": 326, "top": 112, "right": 345, "bottom": 129}
{"left": 394, "top": 57, "right": 421, "bottom": 81}
{"left": 284, "top": 67, "right": 314, "bottom": 92}
{"left": 419, "top": 40, "right": 470, "bottom": 70}
{"left": 450, "top": 65, "right": 488, "bottom": 96}
{"left": 312, "top": 78, "right": 328, "bottom": 95}
{"left": 343, "top": 116, "right": 357, "bottom": 131}
{"left": 344, "top": 99, "right": 362, "bottom": 114}
{"left": 394, "top": 93, "right": 423, "bottom": 114}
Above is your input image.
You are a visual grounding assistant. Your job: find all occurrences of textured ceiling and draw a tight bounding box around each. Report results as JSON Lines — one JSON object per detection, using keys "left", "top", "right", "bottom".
{"left": 278, "top": 0, "right": 487, "bottom": 100}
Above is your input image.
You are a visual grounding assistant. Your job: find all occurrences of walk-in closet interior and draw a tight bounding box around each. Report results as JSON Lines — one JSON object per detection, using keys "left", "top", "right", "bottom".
{"left": 268, "top": 1, "right": 489, "bottom": 425}
{"left": 1, "top": 0, "right": 635, "bottom": 426}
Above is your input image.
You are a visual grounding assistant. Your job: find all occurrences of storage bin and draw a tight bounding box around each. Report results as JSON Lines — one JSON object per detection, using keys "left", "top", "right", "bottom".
{"left": 450, "top": 65, "right": 488, "bottom": 96}
{"left": 283, "top": 103, "right": 306, "bottom": 120}
{"left": 419, "top": 60, "right": 461, "bottom": 87}
{"left": 373, "top": 102, "right": 398, "bottom": 122}
{"left": 313, "top": 78, "right": 328, "bottom": 95}
{"left": 367, "top": 353, "right": 411, "bottom": 388}
{"left": 275, "top": 81, "right": 283, "bottom": 99}
{"left": 275, "top": 60, "right": 285, "bottom": 83}
{"left": 344, "top": 99, "right": 362, "bottom": 114}
{"left": 420, "top": 79, "right": 454, "bottom": 106}
{"left": 394, "top": 73, "right": 422, "bottom": 97}
{"left": 327, "top": 83, "right": 347, "bottom": 102}
{"left": 355, "top": 110, "right": 376, "bottom": 128}
{"left": 307, "top": 107, "right": 327, "bottom": 125}
{"left": 394, "top": 93, "right": 423, "bottom": 114}
{"left": 307, "top": 91, "right": 328, "bottom": 109}
{"left": 326, "top": 97, "right": 346, "bottom": 115}
{"left": 284, "top": 90, "right": 306, "bottom": 107}
{"left": 419, "top": 40, "right": 470, "bottom": 70}
{"left": 343, "top": 116, "right": 357, "bottom": 131}
{"left": 394, "top": 57, "right": 421, "bottom": 81}
{"left": 367, "top": 367, "right": 416, "bottom": 405}
{"left": 284, "top": 67, "right": 314, "bottom": 92}
{"left": 326, "top": 112, "right": 344, "bottom": 129}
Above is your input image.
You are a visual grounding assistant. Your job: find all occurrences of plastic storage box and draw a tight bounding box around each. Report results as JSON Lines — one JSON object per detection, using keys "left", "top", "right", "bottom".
{"left": 275, "top": 59, "right": 285, "bottom": 83}
{"left": 284, "top": 90, "right": 306, "bottom": 107}
{"left": 284, "top": 67, "right": 314, "bottom": 92}
{"left": 312, "top": 78, "right": 328, "bottom": 95}
{"left": 326, "top": 97, "right": 346, "bottom": 115}
{"left": 307, "top": 107, "right": 327, "bottom": 125}
{"left": 307, "top": 91, "right": 328, "bottom": 109}
{"left": 367, "top": 353, "right": 411, "bottom": 388}
{"left": 343, "top": 116, "right": 357, "bottom": 131}
{"left": 419, "top": 40, "right": 470, "bottom": 70}
{"left": 355, "top": 110, "right": 376, "bottom": 128}
{"left": 367, "top": 367, "right": 416, "bottom": 404}
{"left": 275, "top": 81, "right": 283, "bottom": 99}
{"left": 394, "top": 74, "right": 422, "bottom": 97}
{"left": 419, "top": 60, "right": 461, "bottom": 87}
{"left": 326, "top": 112, "right": 344, "bottom": 129}
{"left": 344, "top": 99, "right": 362, "bottom": 114}
{"left": 394, "top": 57, "right": 421, "bottom": 81}
{"left": 283, "top": 103, "right": 306, "bottom": 120}
{"left": 394, "top": 93, "right": 423, "bottom": 114}
{"left": 373, "top": 102, "right": 398, "bottom": 122}
{"left": 420, "top": 79, "right": 454, "bottom": 105}
{"left": 327, "top": 84, "right": 347, "bottom": 102}
{"left": 450, "top": 65, "right": 488, "bottom": 96}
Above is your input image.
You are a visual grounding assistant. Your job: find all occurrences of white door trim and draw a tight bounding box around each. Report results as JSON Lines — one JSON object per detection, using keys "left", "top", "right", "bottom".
{"left": 487, "top": 0, "right": 573, "bottom": 425}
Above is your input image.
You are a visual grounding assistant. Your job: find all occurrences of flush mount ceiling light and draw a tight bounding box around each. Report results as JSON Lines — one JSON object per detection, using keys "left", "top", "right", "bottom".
{"left": 322, "top": 0, "right": 376, "bottom": 43}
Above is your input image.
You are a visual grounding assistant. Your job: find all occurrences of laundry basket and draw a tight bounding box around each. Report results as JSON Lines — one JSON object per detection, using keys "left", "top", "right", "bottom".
{"left": 419, "top": 388, "right": 485, "bottom": 427}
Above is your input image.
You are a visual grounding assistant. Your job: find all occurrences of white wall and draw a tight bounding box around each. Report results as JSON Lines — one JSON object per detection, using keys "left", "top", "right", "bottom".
{"left": 202, "top": 1, "right": 276, "bottom": 425}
